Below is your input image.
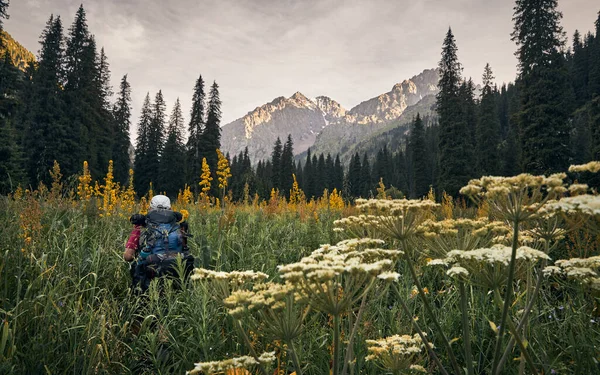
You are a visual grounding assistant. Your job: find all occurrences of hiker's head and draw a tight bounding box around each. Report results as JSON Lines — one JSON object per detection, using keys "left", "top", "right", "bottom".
{"left": 150, "top": 195, "right": 171, "bottom": 211}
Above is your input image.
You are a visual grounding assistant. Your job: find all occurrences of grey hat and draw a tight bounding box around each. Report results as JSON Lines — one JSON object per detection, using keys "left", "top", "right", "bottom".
{"left": 150, "top": 194, "right": 171, "bottom": 210}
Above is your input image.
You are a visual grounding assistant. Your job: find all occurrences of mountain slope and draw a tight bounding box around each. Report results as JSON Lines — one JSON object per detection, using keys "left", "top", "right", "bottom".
{"left": 220, "top": 68, "right": 440, "bottom": 163}
{"left": 220, "top": 92, "right": 346, "bottom": 162}
{"left": 0, "top": 31, "right": 35, "bottom": 71}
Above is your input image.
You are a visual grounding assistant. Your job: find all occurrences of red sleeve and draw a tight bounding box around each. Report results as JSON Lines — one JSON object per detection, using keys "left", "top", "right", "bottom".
{"left": 126, "top": 226, "right": 141, "bottom": 250}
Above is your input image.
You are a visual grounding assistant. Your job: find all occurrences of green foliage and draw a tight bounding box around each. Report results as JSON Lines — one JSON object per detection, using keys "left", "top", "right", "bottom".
{"left": 112, "top": 75, "right": 132, "bottom": 185}
{"left": 134, "top": 93, "right": 154, "bottom": 196}
{"left": 476, "top": 64, "right": 501, "bottom": 175}
{"left": 160, "top": 98, "right": 186, "bottom": 198}
{"left": 408, "top": 114, "right": 429, "bottom": 198}
{"left": 186, "top": 75, "right": 206, "bottom": 195}
{"left": 437, "top": 28, "right": 474, "bottom": 197}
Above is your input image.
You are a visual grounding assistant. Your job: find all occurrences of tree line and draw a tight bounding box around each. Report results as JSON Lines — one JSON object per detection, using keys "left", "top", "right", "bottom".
{"left": 0, "top": 4, "right": 222, "bottom": 197}
{"left": 1, "top": 1, "right": 600, "bottom": 200}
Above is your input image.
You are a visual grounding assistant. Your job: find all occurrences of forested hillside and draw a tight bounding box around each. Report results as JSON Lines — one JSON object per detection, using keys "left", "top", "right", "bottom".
{"left": 1, "top": 3, "right": 599, "bottom": 202}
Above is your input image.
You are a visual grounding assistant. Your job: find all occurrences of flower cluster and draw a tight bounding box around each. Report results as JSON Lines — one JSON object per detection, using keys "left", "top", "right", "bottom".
{"left": 191, "top": 269, "right": 269, "bottom": 284}
{"left": 187, "top": 351, "right": 276, "bottom": 375}
{"left": 544, "top": 195, "right": 600, "bottom": 216}
{"left": 460, "top": 173, "right": 567, "bottom": 198}
{"left": 417, "top": 218, "right": 511, "bottom": 258}
{"left": 355, "top": 198, "right": 439, "bottom": 215}
{"left": 224, "top": 282, "right": 306, "bottom": 318}
{"left": 277, "top": 239, "right": 401, "bottom": 314}
{"left": 428, "top": 244, "right": 550, "bottom": 288}
{"left": 336, "top": 199, "right": 439, "bottom": 244}
{"left": 365, "top": 334, "right": 429, "bottom": 373}
{"left": 459, "top": 173, "right": 567, "bottom": 223}
{"left": 569, "top": 161, "right": 600, "bottom": 174}
{"left": 544, "top": 256, "right": 600, "bottom": 290}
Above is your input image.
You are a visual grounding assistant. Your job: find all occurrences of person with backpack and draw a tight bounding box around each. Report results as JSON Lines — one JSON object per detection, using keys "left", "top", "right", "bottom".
{"left": 124, "top": 195, "right": 194, "bottom": 293}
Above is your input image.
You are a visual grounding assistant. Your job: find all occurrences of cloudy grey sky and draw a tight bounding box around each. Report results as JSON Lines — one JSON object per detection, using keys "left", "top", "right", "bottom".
{"left": 5, "top": 0, "right": 599, "bottom": 134}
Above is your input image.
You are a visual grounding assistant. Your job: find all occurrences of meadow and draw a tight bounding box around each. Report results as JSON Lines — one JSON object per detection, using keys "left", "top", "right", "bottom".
{"left": 1, "top": 161, "right": 600, "bottom": 375}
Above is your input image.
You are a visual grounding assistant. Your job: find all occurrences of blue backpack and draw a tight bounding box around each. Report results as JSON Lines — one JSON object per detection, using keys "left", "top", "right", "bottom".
{"left": 140, "top": 220, "right": 183, "bottom": 260}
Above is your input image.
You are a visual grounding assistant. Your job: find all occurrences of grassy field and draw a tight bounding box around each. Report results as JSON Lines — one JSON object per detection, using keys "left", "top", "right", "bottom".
{"left": 1, "top": 169, "right": 600, "bottom": 374}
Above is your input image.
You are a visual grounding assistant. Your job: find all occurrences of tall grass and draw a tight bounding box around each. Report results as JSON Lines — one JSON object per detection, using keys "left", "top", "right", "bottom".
{"left": 1, "top": 192, "right": 599, "bottom": 374}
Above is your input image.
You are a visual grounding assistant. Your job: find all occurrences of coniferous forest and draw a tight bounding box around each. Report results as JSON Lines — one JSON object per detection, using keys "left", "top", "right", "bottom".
{"left": 1, "top": 3, "right": 599, "bottom": 201}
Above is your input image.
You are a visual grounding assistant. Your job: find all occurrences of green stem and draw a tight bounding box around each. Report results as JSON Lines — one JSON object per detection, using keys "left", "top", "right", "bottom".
{"left": 333, "top": 313, "right": 341, "bottom": 375}
{"left": 491, "top": 217, "right": 520, "bottom": 373}
{"left": 235, "top": 320, "right": 268, "bottom": 375}
{"left": 286, "top": 340, "right": 303, "bottom": 375}
{"left": 394, "top": 285, "right": 449, "bottom": 375}
{"left": 492, "top": 289, "right": 538, "bottom": 375}
{"left": 459, "top": 282, "right": 474, "bottom": 375}
{"left": 404, "top": 251, "right": 462, "bottom": 375}
{"left": 341, "top": 291, "right": 369, "bottom": 375}
{"left": 497, "top": 259, "right": 548, "bottom": 374}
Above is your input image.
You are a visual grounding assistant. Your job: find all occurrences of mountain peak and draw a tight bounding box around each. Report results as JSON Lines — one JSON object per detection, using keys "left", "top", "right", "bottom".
{"left": 290, "top": 91, "right": 308, "bottom": 101}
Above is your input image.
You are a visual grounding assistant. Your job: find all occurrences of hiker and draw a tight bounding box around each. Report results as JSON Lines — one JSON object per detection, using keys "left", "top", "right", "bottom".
{"left": 124, "top": 195, "right": 194, "bottom": 292}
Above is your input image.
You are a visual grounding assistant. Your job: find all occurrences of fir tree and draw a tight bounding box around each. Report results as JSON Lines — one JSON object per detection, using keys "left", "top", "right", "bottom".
{"left": 303, "top": 149, "right": 315, "bottom": 198}
{"left": 143, "top": 90, "right": 166, "bottom": 191}
{"left": 280, "top": 135, "right": 295, "bottom": 197}
{"left": 160, "top": 98, "right": 186, "bottom": 197}
{"left": 271, "top": 137, "right": 283, "bottom": 191}
{"left": 512, "top": 0, "right": 574, "bottom": 174}
{"left": 25, "top": 15, "right": 67, "bottom": 185}
{"left": 134, "top": 93, "right": 153, "bottom": 195}
{"left": 333, "top": 155, "right": 344, "bottom": 193}
{"left": 186, "top": 74, "right": 206, "bottom": 193}
{"left": 348, "top": 153, "right": 362, "bottom": 198}
{"left": 360, "top": 153, "right": 371, "bottom": 197}
{"left": 409, "top": 114, "right": 429, "bottom": 198}
{"left": 586, "top": 12, "right": 600, "bottom": 96}
{"left": 112, "top": 74, "right": 132, "bottom": 184}
{"left": 436, "top": 28, "right": 473, "bottom": 197}
{"left": 314, "top": 154, "right": 325, "bottom": 195}
{"left": 476, "top": 64, "right": 501, "bottom": 175}
{"left": 571, "top": 30, "right": 590, "bottom": 106}
{"left": 64, "top": 5, "right": 106, "bottom": 177}
{"left": 199, "top": 81, "right": 221, "bottom": 186}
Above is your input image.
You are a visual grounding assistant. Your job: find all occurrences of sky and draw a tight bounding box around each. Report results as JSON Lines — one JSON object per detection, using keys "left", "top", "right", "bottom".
{"left": 5, "top": 0, "right": 600, "bottom": 135}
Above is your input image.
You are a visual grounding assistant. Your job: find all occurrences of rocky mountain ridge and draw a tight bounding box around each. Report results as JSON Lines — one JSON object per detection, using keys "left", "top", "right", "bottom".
{"left": 220, "top": 68, "right": 441, "bottom": 162}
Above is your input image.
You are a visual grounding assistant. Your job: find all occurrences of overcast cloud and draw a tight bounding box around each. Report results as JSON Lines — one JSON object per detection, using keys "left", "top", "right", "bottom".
{"left": 5, "top": 0, "right": 599, "bottom": 137}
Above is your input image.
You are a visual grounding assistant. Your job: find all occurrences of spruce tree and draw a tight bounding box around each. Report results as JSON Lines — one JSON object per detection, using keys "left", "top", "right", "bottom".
{"left": 280, "top": 135, "right": 295, "bottom": 197}
{"left": 199, "top": 81, "right": 221, "bottom": 184}
{"left": 476, "top": 64, "right": 501, "bottom": 175}
{"left": 64, "top": 5, "right": 104, "bottom": 177}
{"left": 348, "top": 153, "right": 362, "bottom": 198}
{"left": 134, "top": 93, "right": 153, "bottom": 195}
{"left": 112, "top": 75, "right": 132, "bottom": 184}
{"left": 316, "top": 154, "right": 326, "bottom": 196}
{"left": 512, "top": 0, "right": 574, "bottom": 174}
{"left": 333, "top": 155, "right": 344, "bottom": 192}
{"left": 303, "top": 148, "right": 314, "bottom": 198}
{"left": 587, "top": 12, "right": 600, "bottom": 96}
{"left": 437, "top": 28, "right": 472, "bottom": 196}
{"left": 186, "top": 75, "right": 206, "bottom": 193}
{"left": 461, "top": 78, "right": 478, "bottom": 150}
{"left": 571, "top": 30, "right": 590, "bottom": 106}
{"left": 360, "top": 154, "right": 371, "bottom": 197}
{"left": 0, "top": 50, "right": 27, "bottom": 191}
{"left": 409, "top": 114, "right": 429, "bottom": 198}
{"left": 271, "top": 137, "right": 283, "bottom": 191}
{"left": 160, "top": 98, "right": 186, "bottom": 197}
{"left": 145, "top": 90, "right": 166, "bottom": 190}
{"left": 25, "top": 15, "right": 67, "bottom": 185}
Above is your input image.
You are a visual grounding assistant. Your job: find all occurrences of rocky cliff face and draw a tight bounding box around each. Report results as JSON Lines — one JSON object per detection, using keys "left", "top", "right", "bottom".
{"left": 220, "top": 92, "right": 346, "bottom": 162}
{"left": 220, "top": 68, "right": 440, "bottom": 162}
